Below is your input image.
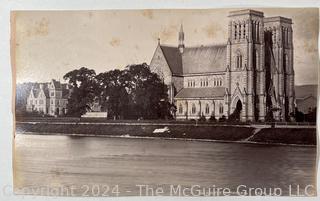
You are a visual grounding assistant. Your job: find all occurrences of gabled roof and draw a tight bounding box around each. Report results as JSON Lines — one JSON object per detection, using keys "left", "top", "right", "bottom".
{"left": 175, "top": 87, "right": 225, "bottom": 99}
{"left": 296, "top": 95, "right": 317, "bottom": 104}
{"left": 51, "top": 79, "right": 62, "bottom": 89}
{"left": 159, "top": 45, "right": 183, "bottom": 75}
{"left": 159, "top": 44, "right": 227, "bottom": 75}
{"left": 29, "top": 81, "right": 71, "bottom": 99}
{"left": 182, "top": 44, "right": 226, "bottom": 74}
{"left": 31, "top": 85, "right": 49, "bottom": 98}
{"left": 295, "top": 85, "right": 318, "bottom": 99}
{"left": 31, "top": 88, "right": 40, "bottom": 98}
{"left": 29, "top": 83, "right": 49, "bottom": 98}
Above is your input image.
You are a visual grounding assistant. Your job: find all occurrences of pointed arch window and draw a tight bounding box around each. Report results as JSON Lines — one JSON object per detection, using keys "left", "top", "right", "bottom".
{"left": 253, "top": 21, "right": 256, "bottom": 41}
{"left": 192, "top": 103, "right": 196, "bottom": 114}
{"left": 219, "top": 103, "right": 224, "bottom": 114}
{"left": 205, "top": 104, "right": 210, "bottom": 114}
{"left": 236, "top": 53, "right": 242, "bottom": 69}
{"left": 256, "top": 22, "right": 260, "bottom": 42}
{"left": 178, "top": 104, "right": 183, "bottom": 114}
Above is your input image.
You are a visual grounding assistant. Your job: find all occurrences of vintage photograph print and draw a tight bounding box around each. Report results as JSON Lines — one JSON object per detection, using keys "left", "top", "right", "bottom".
{"left": 13, "top": 8, "right": 318, "bottom": 197}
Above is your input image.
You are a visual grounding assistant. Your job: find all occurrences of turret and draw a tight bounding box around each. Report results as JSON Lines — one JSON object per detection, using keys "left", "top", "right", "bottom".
{"left": 178, "top": 24, "right": 185, "bottom": 53}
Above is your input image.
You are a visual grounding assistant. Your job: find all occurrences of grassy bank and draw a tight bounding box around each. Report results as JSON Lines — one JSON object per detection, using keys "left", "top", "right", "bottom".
{"left": 16, "top": 123, "right": 254, "bottom": 141}
{"left": 250, "top": 128, "right": 317, "bottom": 145}
{"left": 16, "top": 122, "right": 317, "bottom": 145}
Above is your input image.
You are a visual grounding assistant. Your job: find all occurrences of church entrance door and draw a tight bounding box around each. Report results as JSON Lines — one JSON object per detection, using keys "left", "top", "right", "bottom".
{"left": 234, "top": 100, "right": 242, "bottom": 121}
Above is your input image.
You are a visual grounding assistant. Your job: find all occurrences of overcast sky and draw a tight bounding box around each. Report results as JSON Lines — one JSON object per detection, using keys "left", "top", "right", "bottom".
{"left": 13, "top": 8, "right": 318, "bottom": 85}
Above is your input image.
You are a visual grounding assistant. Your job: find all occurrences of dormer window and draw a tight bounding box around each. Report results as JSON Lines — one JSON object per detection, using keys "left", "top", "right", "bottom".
{"left": 51, "top": 92, "right": 54, "bottom": 97}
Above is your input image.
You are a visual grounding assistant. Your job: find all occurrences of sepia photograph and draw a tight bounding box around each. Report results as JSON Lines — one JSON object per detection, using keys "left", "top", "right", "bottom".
{"left": 12, "top": 8, "right": 318, "bottom": 197}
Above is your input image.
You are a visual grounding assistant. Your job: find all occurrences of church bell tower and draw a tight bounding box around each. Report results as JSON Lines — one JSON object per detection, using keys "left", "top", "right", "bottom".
{"left": 226, "top": 9, "right": 266, "bottom": 122}
{"left": 264, "top": 17, "right": 294, "bottom": 121}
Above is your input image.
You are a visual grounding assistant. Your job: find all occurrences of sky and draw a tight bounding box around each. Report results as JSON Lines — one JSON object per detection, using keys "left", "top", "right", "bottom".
{"left": 13, "top": 8, "right": 319, "bottom": 85}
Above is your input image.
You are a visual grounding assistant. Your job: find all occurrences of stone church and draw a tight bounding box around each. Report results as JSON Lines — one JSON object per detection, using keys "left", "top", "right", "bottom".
{"left": 150, "top": 9, "right": 295, "bottom": 122}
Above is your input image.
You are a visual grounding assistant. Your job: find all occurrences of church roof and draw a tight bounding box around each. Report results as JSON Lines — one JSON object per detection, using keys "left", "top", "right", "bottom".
{"left": 159, "top": 44, "right": 227, "bottom": 75}
{"left": 182, "top": 45, "right": 226, "bottom": 74}
{"left": 175, "top": 87, "right": 225, "bottom": 99}
{"left": 159, "top": 45, "right": 183, "bottom": 75}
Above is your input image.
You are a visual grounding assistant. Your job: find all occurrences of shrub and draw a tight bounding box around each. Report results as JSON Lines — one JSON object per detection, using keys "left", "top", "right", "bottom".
{"left": 209, "top": 114, "right": 216, "bottom": 122}
{"left": 218, "top": 115, "right": 226, "bottom": 122}
{"left": 199, "top": 115, "right": 206, "bottom": 122}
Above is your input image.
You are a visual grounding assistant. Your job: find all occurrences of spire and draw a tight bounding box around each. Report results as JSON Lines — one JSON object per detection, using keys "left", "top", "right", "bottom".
{"left": 178, "top": 23, "right": 185, "bottom": 53}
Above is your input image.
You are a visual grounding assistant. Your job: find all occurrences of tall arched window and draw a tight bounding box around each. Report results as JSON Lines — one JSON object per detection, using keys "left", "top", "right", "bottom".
{"left": 178, "top": 104, "right": 183, "bottom": 114}
{"left": 219, "top": 103, "right": 224, "bottom": 114}
{"left": 252, "top": 21, "right": 256, "bottom": 41}
{"left": 256, "top": 22, "right": 260, "bottom": 42}
{"left": 192, "top": 103, "right": 196, "bottom": 114}
{"left": 236, "top": 53, "right": 242, "bottom": 69}
{"left": 214, "top": 78, "right": 216, "bottom": 86}
{"left": 205, "top": 104, "right": 210, "bottom": 114}
{"left": 234, "top": 24, "right": 237, "bottom": 39}
{"left": 256, "top": 51, "right": 260, "bottom": 70}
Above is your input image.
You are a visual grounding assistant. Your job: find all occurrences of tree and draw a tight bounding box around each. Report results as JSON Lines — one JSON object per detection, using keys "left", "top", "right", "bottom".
{"left": 305, "top": 107, "right": 316, "bottom": 122}
{"left": 63, "top": 67, "right": 97, "bottom": 117}
{"left": 63, "top": 64, "right": 171, "bottom": 119}
{"left": 209, "top": 113, "right": 217, "bottom": 122}
{"left": 294, "top": 107, "right": 305, "bottom": 122}
{"left": 96, "top": 69, "right": 129, "bottom": 119}
{"left": 124, "top": 63, "right": 170, "bottom": 119}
